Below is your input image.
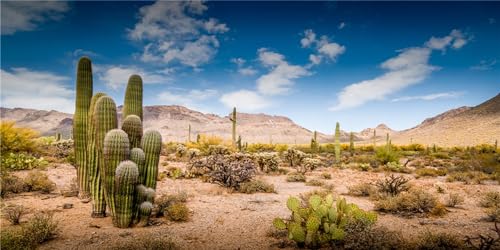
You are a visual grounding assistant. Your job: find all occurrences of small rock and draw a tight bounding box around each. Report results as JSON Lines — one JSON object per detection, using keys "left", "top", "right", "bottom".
{"left": 119, "top": 232, "right": 131, "bottom": 237}
{"left": 63, "top": 203, "right": 73, "bottom": 209}
{"left": 89, "top": 223, "right": 101, "bottom": 229}
{"left": 80, "top": 198, "right": 91, "bottom": 203}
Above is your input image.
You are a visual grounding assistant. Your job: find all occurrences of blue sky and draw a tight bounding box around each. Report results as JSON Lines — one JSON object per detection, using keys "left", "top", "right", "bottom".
{"left": 1, "top": 1, "right": 499, "bottom": 133}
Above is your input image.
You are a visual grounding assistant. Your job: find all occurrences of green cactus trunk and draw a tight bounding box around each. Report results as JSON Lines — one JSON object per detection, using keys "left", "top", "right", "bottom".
{"left": 237, "top": 135, "right": 242, "bottom": 152}
{"left": 121, "top": 115, "right": 142, "bottom": 149}
{"left": 335, "top": 122, "right": 341, "bottom": 164}
{"left": 74, "top": 57, "right": 93, "bottom": 199}
{"left": 88, "top": 93, "right": 108, "bottom": 217}
{"left": 114, "top": 160, "right": 139, "bottom": 228}
{"left": 230, "top": 107, "right": 236, "bottom": 147}
{"left": 130, "top": 148, "right": 145, "bottom": 187}
{"left": 103, "top": 129, "right": 130, "bottom": 218}
{"left": 141, "top": 130, "right": 162, "bottom": 189}
{"left": 123, "top": 75, "right": 143, "bottom": 121}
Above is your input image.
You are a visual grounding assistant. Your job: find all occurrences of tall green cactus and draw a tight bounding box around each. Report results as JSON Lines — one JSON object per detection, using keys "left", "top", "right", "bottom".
{"left": 123, "top": 75, "right": 143, "bottom": 121}
{"left": 141, "top": 130, "right": 162, "bottom": 189}
{"left": 88, "top": 92, "right": 108, "bottom": 217}
{"left": 103, "top": 129, "right": 130, "bottom": 217}
{"left": 230, "top": 107, "right": 236, "bottom": 147}
{"left": 237, "top": 135, "right": 242, "bottom": 152}
{"left": 74, "top": 57, "right": 93, "bottom": 199}
{"left": 114, "top": 160, "right": 139, "bottom": 228}
{"left": 335, "top": 122, "right": 341, "bottom": 163}
{"left": 121, "top": 115, "right": 142, "bottom": 149}
{"left": 349, "top": 132, "right": 354, "bottom": 156}
{"left": 130, "top": 148, "right": 145, "bottom": 184}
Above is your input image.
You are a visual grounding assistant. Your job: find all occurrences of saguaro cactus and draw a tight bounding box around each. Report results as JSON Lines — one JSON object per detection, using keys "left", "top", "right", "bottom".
{"left": 335, "top": 122, "right": 341, "bottom": 163}
{"left": 123, "top": 75, "right": 143, "bottom": 121}
{"left": 130, "top": 148, "right": 145, "bottom": 184}
{"left": 349, "top": 132, "right": 354, "bottom": 156}
{"left": 230, "top": 107, "right": 237, "bottom": 147}
{"left": 373, "top": 130, "right": 377, "bottom": 149}
{"left": 114, "top": 160, "right": 139, "bottom": 228}
{"left": 121, "top": 115, "right": 142, "bottom": 149}
{"left": 103, "top": 129, "right": 130, "bottom": 217}
{"left": 141, "top": 130, "right": 162, "bottom": 189}
{"left": 188, "top": 124, "right": 191, "bottom": 143}
{"left": 74, "top": 57, "right": 93, "bottom": 198}
{"left": 88, "top": 93, "right": 108, "bottom": 217}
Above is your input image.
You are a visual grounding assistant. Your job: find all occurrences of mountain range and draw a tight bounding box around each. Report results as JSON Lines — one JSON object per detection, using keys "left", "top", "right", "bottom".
{"left": 1, "top": 93, "right": 499, "bottom": 146}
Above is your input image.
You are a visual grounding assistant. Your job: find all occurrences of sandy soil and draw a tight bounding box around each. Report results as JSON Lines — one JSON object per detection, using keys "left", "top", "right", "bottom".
{"left": 1, "top": 160, "right": 499, "bottom": 249}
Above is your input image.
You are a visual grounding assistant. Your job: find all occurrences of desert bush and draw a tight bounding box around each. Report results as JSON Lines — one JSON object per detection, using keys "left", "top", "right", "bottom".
{"left": 465, "top": 221, "right": 500, "bottom": 249}
{"left": 210, "top": 153, "right": 256, "bottom": 188}
{"left": 480, "top": 191, "right": 500, "bottom": 208}
{"left": 413, "top": 231, "right": 465, "bottom": 249}
{"left": 175, "top": 144, "right": 187, "bottom": 159}
{"left": 167, "top": 167, "right": 184, "bottom": 180}
{"left": 306, "top": 179, "right": 324, "bottom": 186}
{"left": 321, "top": 172, "right": 332, "bottom": 179}
{"left": 447, "top": 171, "right": 490, "bottom": 184}
{"left": 301, "top": 158, "right": 323, "bottom": 173}
{"left": 273, "top": 144, "right": 289, "bottom": 154}
{"left": 166, "top": 203, "right": 189, "bottom": 221}
{"left": 246, "top": 143, "right": 276, "bottom": 153}
{"left": 38, "top": 139, "right": 73, "bottom": 163}
{"left": 109, "top": 237, "right": 177, "bottom": 250}
{"left": 23, "top": 171, "right": 56, "bottom": 193}
{"left": 0, "top": 171, "right": 25, "bottom": 197}
{"left": 254, "top": 152, "right": 280, "bottom": 173}
{"left": 156, "top": 191, "right": 188, "bottom": 217}
{"left": 2, "top": 204, "right": 26, "bottom": 225}
{"left": 375, "top": 188, "right": 438, "bottom": 215}
{"left": 162, "top": 142, "right": 179, "bottom": 155}
{"left": 343, "top": 226, "right": 406, "bottom": 250}
{"left": 350, "top": 154, "right": 377, "bottom": 165}
{"left": 445, "top": 193, "right": 465, "bottom": 208}
{"left": 186, "top": 157, "right": 210, "bottom": 178}
{"left": 358, "top": 163, "right": 371, "bottom": 171}
{"left": 207, "top": 145, "right": 231, "bottom": 156}
{"left": 375, "top": 147, "right": 399, "bottom": 164}
{"left": 399, "top": 144, "right": 425, "bottom": 152}
{"left": 430, "top": 203, "right": 448, "bottom": 216}
{"left": 1, "top": 152, "right": 48, "bottom": 171}
{"left": 475, "top": 144, "right": 497, "bottom": 154}
{"left": 348, "top": 183, "right": 377, "bottom": 197}
{"left": 239, "top": 179, "right": 275, "bottom": 194}
{"left": 384, "top": 161, "right": 411, "bottom": 173}
{"left": 284, "top": 148, "right": 306, "bottom": 167}
{"left": 1, "top": 211, "right": 59, "bottom": 249}
{"left": 485, "top": 207, "right": 500, "bottom": 222}
{"left": 286, "top": 172, "right": 306, "bottom": 182}
{"left": 375, "top": 174, "right": 410, "bottom": 196}
{"left": 272, "top": 194, "right": 377, "bottom": 248}
{"left": 430, "top": 152, "right": 450, "bottom": 159}
{"left": 0, "top": 121, "right": 40, "bottom": 154}
{"left": 415, "top": 167, "right": 447, "bottom": 177}
{"left": 187, "top": 148, "right": 201, "bottom": 160}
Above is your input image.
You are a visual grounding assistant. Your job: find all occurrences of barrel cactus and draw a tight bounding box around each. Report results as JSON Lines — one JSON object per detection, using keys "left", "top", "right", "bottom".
{"left": 74, "top": 57, "right": 93, "bottom": 198}
{"left": 121, "top": 115, "right": 143, "bottom": 149}
{"left": 123, "top": 75, "right": 143, "bottom": 121}
{"left": 137, "top": 201, "right": 153, "bottom": 227}
{"left": 141, "top": 130, "right": 162, "bottom": 189}
{"left": 103, "top": 129, "right": 130, "bottom": 217}
{"left": 114, "top": 160, "right": 139, "bottom": 228}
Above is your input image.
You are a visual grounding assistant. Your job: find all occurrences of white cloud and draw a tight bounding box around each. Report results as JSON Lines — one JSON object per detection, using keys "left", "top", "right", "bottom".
{"left": 330, "top": 30, "right": 469, "bottom": 111}
{"left": 0, "top": 68, "right": 74, "bottom": 113}
{"left": 300, "top": 29, "right": 316, "bottom": 48}
{"left": 256, "top": 48, "right": 310, "bottom": 95}
{"left": 391, "top": 91, "right": 464, "bottom": 102}
{"left": 97, "top": 65, "right": 171, "bottom": 90}
{"left": 128, "top": 1, "right": 228, "bottom": 68}
{"left": 338, "top": 22, "right": 346, "bottom": 30}
{"left": 1, "top": 1, "right": 69, "bottom": 35}
{"left": 230, "top": 58, "right": 246, "bottom": 67}
{"left": 72, "top": 49, "right": 99, "bottom": 58}
{"left": 158, "top": 88, "right": 218, "bottom": 109}
{"left": 309, "top": 54, "right": 322, "bottom": 65}
{"left": 317, "top": 37, "right": 346, "bottom": 61}
{"left": 238, "top": 67, "right": 258, "bottom": 76}
{"left": 300, "top": 30, "right": 345, "bottom": 65}
{"left": 219, "top": 90, "right": 271, "bottom": 111}
{"left": 470, "top": 59, "right": 497, "bottom": 71}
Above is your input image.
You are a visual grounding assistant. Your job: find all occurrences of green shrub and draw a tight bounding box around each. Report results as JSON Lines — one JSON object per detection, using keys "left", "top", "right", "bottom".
{"left": 1, "top": 211, "right": 58, "bottom": 249}
{"left": 0, "top": 171, "right": 25, "bottom": 198}
{"left": 2, "top": 204, "right": 26, "bottom": 225}
{"left": 375, "top": 147, "right": 399, "bottom": 164}
{"left": 286, "top": 172, "right": 306, "bottom": 182}
{"left": 246, "top": 143, "right": 276, "bottom": 153}
{"left": 348, "top": 183, "right": 377, "bottom": 197}
{"left": 239, "top": 179, "right": 276, "bottom": 194}
{"left": 166, "top": 167, "right": 184, "bottom": 180}
{"left": 272, "top": 194, "right": 377, "bottom": 248}
{"left": 415, "top": 168, "right": 447, "bottom": 177}
{"left": 430, "top": 152, "right": 450, "bottom": 159}
{"left": 0, "top": 121, "right": 40, "bottom": 154}
{"left": 445, "top": 193, "right": 465, "bottom": 208}
{"left": 166, "top": 203, "right": 189, "bottom": 222}
{"left": 156, "top": 191, "right": 188, "bottom": 217}
{"left": 413, "top": 231, "right": 465, "bottom": 249}
{"left": 254, "top": 152, "right": 280, "bottom": 173}
{"left": 306, "top": 179, "right": 325, "bottom": 187}
{"left": 1, "top": 152, "right": 48, "bottom": 171}
{"left": 479, "top": 191, "right": 500, "bottom": 208}
{"left": 375, "top": 188, "right": 438, "bottom": 215}
{"left": 109, "top": 237, "right": 177, "bottom": 250}
{"left": 23, "top": 171, "right": 56, "bottom": 193}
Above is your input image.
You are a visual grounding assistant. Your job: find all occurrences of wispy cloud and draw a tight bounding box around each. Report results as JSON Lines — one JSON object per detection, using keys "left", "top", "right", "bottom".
{"left": 301, "top": 29, "right": 346, "bottom": 66}
{"left": 128, "top": 1, "right": 228, "bottom": 69}
{"left": 330, "top": 29, "right": 469, "bottom": 111}
{"left": 1, "top": 68, "right": 74, "bottom": 113}
{"left": 391, "top": 91, "right": 464, "bottom": 102}
{"left": 1, "top": 1, "right": 69, "bottom": 35}
{"left": 338, "top": 22, "right": 346, "bottom": 30}
{"left": 219, "top": 90, "right": 271, "bottom": 112}
{"left": 231, "top": 57, "right": 258, "bottom": 76}
{"left": 470, "top": 59, "right": 497, "bottom": 71}
{"left": 96, "top": 65, "right": 172, "bottom": 90}
{"left": 72, "top": 49, "right": 100, "bottom": 58}
{"left": 158, "top": 88, "right": 218, "bottom": 109}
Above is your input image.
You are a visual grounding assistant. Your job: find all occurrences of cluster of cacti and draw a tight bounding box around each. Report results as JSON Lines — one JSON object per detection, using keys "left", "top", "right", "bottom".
{"left": 273, "top": 194, "right": 377, "bottom": 248}
{"left": 284, "top": 148, "right": 306, "bottom": 167}
{"left": 72, "top": 57, "right": 162, "bottom": 228}
{"left": 229, "top": 107, "right": 237, "bottom": 147}
{"left": 334, "top": 122, "right": 341, "bottom": 163}
{"left": 254, "top": 152, "right": 280, "bottom": 173}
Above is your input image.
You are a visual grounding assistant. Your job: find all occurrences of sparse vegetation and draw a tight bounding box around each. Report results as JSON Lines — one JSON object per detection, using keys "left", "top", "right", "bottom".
{"left": 348, "top": 183, "right": 377, "bottom": 197}
{"left": 166, "top": 203, "right": 189, "bottom": 222}
{"left": 2, "top": 204, "right": 25, "bottom": 225}
{"left": 239, "top": 179, "right": 276, "bottom": 194}
{"left": 1, "top": 211, "right": 58, "bottom": 249}
{"left": 445, "top": 193, "right": 465, "bottom": 207}
{"left": 23, "top": 170, "right": 56, "bottom": 193}
{"left": 286, "top": 172, "right": 306, "bottom": 182}
{"left": 375, "top": 174, "right": 410, "bottom": 196}
{"left": 375, "top": 188, "right": 439, "bottom": 215}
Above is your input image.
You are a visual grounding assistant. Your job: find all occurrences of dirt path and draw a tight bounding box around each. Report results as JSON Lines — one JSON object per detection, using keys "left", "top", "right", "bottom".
{"left": 1, "top": 162, "right": 498, "bottom": 249}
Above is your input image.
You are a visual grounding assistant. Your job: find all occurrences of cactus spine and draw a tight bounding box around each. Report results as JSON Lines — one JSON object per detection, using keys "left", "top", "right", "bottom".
{"left": 123, "top": 75, "right": 143, "bottom": 121}
{"left": 141, "top": 130, "right": 162, "bottom": 189}
{"left": 74, "top": 57, "right": 93, "bottom": 199}
{"left": 114, "top": 160, "right": 139, "bottom": 228}
{"left": 103, "top": 129, "right": 130, "bottom": 217}
{"left": 349, "top": 132, "right": 354, "bottom": 156}
{"left": 335, "top": 122, "right": 341, "bottom": 164}
{"left": 88, "top": 93, "right": 108, "bottom": 217}
{"left": 121, "top": 115, "right": 142, "bottom": 149}
{"left": 230, "top": 107, "right": 236, "bottom": 147}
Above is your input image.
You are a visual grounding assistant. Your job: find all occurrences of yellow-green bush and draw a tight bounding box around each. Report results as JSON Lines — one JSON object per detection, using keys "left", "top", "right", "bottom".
{"left": 1, "top": 212, "right": 58, "bottom": 250}
{"left": 286, "top": 172, "right": 306, "bottom": 182}
{"left": 1, "top": 152, "right": 48, "bottom": 171}
{"left": 23, "top": 171, "right": 56, "bottom": 193}
{"left": 166, "top": 203, "right": 189, "bottom": 222}
{"left": 246, "top": 143, "right": 275, "bottom": 153}
{"left": 239, "top": 179, "right": 275, "bottom": 194}
{"left": 375, "top": 188, "right": 439, "bottom": 215}
{"left": 0, "top": 121, "right": 40, "bottom": 154}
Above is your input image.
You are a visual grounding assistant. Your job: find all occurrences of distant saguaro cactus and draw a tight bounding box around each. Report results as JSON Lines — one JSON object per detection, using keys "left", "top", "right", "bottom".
{"left": 103, "top": 129, "right": 130, "bottom": 217}
{"left": 335, "top": 122, "right": 341, "bottom": 163}
{"left": 121, "top": 115, "right": 142, "bottom": 149}
{"left": 373, "top": 130, "right": 377, "bottom": 149}
{"left": 123, "top": 75, "right": 143, "bottom": 121}
{"left": 349, "top": 132, "right": 354, "bottom": 156}
{"left": 141, "top": 130, "right": 162, "bottom": 189}
{"left": 74, "top": 57, "right": 93, "bottom": 199}
{"left": 230, "top": 107, "right": 237, "bottom": 147}
{"left": 114, "top": 160, "right": 139, "bottom": 228}
{"left": 188, "top": 124, "right": 191, "bottom": 143}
